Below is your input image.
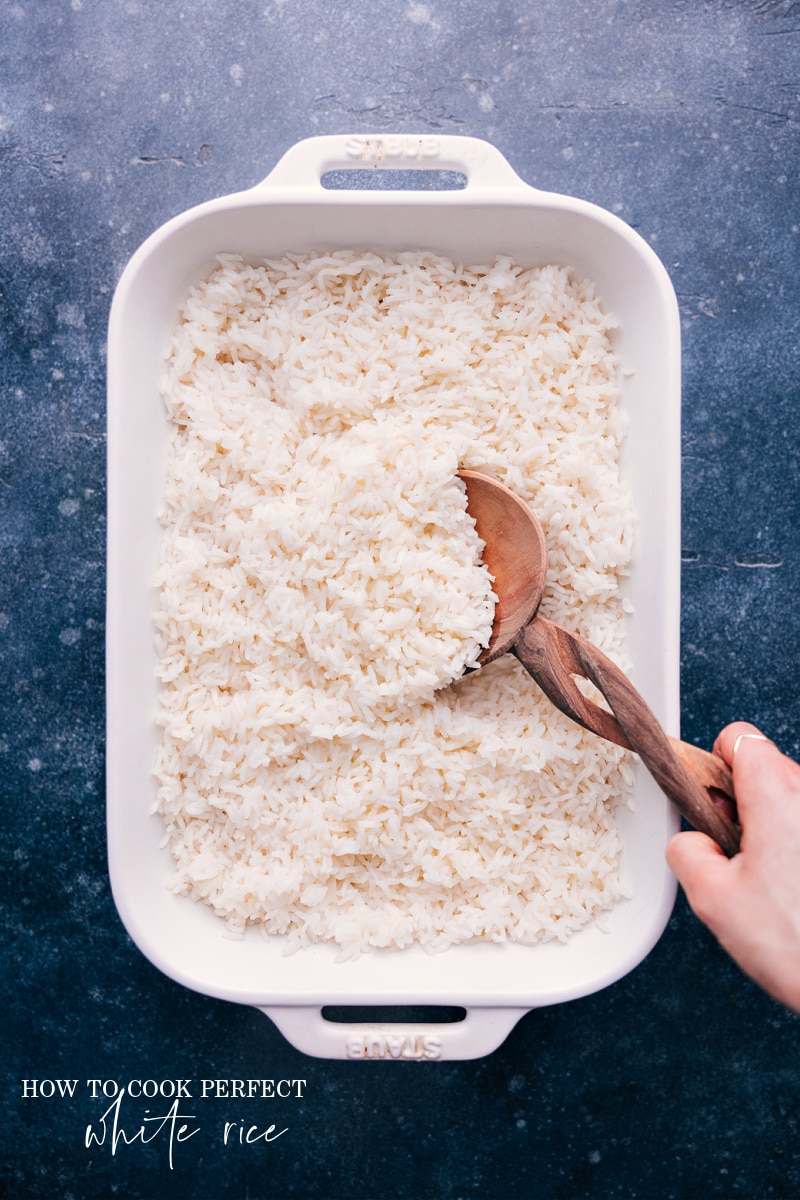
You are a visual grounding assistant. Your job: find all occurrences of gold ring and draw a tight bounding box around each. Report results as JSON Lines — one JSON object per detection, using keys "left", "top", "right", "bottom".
{"left": 732, "top": 732, "right": 771, "bottom": 757}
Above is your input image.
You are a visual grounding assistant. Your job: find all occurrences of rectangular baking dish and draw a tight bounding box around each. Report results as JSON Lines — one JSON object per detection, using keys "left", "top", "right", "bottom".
{"left": 106, "top": 134, "right": 681, "bottom": 1060}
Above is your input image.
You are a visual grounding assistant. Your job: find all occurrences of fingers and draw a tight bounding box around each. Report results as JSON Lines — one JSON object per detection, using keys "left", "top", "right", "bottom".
{"left": 713, "top": 721, "right": 774, "bottom": 766}
{"left": 713, "top": 722, "right": 795, "bottom": 837}
{"left": 666, "top": 828, "right": 726, "bottom": 885}
{"left": 666, "top": 830, "right": 733, "bottom": 926}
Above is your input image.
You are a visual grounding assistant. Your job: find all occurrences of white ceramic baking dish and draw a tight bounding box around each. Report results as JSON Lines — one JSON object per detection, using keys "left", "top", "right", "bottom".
{"left": 106, "top": 134, "right": 681, "bottom": 1060}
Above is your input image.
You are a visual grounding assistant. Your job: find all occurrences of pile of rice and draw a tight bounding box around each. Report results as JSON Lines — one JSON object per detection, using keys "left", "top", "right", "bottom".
{"left": 155, "top": 250, "right": 634, "bottom": 956}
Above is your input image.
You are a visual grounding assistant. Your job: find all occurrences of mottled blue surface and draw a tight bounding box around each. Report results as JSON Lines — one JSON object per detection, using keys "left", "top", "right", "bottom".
{"left": 2, "top": 1, "right": 799, "bottom": 1197}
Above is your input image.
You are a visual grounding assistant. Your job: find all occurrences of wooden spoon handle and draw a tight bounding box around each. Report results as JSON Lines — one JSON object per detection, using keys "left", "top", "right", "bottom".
{"left": 513, "top": 616, "right": 740, "bottom": 857}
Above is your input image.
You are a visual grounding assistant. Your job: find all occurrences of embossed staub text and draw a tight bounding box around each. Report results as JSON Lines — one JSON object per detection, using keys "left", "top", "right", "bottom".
{"left": 344, "top": 135, "right": 441, "bottom": 162}
{"left": 345, "top": 1033, "right": 442, "bottom": 1061}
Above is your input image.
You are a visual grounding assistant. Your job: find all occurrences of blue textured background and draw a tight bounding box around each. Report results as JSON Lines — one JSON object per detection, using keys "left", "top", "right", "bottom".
{"left": 2, "top": 1, "right": 799, "bottom": 1197}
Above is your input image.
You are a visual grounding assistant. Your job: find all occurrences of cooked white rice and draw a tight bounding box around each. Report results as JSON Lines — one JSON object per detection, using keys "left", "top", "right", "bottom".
{"left": 154, "top": 250, "right": 634, "bottom": 957}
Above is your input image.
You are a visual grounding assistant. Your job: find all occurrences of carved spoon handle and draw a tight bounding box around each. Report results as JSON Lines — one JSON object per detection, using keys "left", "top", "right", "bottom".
{"left": 513, "top": 616, "right": 740, "bottom": 858}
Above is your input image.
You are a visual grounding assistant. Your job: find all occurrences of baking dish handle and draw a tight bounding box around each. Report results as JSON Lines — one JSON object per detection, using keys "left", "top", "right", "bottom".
{"left": 258, "top": 1004, "right": 531, "bottom": 1061}
{"left": 257, "top": 134, "right": 530, "bottom": 194}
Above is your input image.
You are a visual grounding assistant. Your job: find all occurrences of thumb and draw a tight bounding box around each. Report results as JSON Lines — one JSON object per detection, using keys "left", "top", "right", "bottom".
{"left": 666, "top": 830, "right": 733, "bottom": 922}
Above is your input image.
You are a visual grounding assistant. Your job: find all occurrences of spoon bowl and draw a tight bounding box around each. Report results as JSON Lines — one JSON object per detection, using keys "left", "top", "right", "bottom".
{"left": 460, "top": 470, "right": 741, "bottom": 857}
{"left": 459, "top": 470, "right": 547, "bottom": 663}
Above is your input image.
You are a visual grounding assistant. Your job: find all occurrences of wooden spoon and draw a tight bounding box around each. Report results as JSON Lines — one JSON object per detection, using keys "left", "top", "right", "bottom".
{"left": 460, "top": 470, "right": 740, "bottom": 857}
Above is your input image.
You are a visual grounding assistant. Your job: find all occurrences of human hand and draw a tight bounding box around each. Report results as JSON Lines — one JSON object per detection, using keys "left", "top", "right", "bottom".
{"left": 666, "top": 722, "right": 800, "bottom": 1012}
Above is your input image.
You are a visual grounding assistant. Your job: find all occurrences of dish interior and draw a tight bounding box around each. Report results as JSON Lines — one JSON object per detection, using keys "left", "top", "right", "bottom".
{"left": 107, "top": 186, "right": 680, "bottom": 1007}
